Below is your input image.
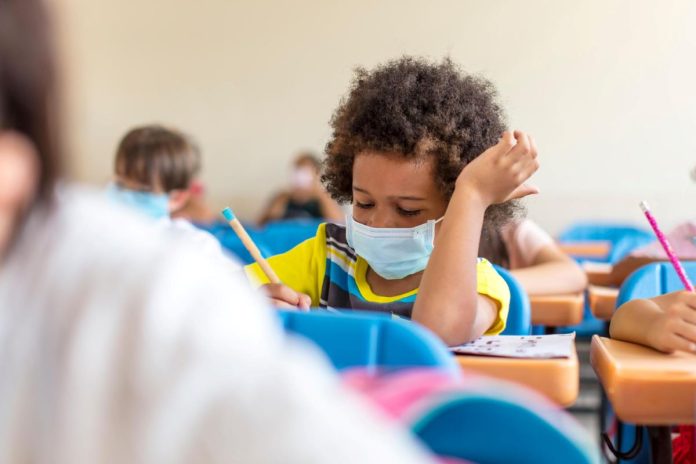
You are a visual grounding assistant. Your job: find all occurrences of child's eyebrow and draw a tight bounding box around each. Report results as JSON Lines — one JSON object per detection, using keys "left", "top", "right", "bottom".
{"left": 353, "top": 186, "right": 426, "bottom": 201}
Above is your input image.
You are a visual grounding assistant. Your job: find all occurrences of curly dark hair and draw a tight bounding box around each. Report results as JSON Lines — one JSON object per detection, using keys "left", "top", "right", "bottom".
{"left": 322, "top": 56, "right": 524, "bottom": 266}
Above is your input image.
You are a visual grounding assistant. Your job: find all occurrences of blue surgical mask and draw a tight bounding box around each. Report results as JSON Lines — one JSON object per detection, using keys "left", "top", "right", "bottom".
{"left": 346, "top": 215, "right": 443, "bottom": 280}
{"left": 106, "top": 183, "right": 169, "bottom": 219}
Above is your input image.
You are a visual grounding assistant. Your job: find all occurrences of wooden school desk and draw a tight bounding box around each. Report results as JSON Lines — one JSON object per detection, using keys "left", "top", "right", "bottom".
{"left": 584, "top": 257, "right": 696, "bottom": 288}
{"left": 455, "top": 348, "right": 579, "bottom": 407}
{"left": 559, "top": 241, "right": 611, "bottom": 260}
{"left": 587, "top": 285, "right": 619, "bottom": 321}
{"left": 591, "top": 336, "right": 696, "bottom": 462}
{"left": 530, "top": 293, "right": 585, "bottom": 327}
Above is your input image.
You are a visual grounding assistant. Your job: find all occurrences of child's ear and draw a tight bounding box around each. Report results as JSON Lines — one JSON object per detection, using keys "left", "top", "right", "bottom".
{"left": 168, "top": 189, "right": 191, "bottom": 214}
{"left": 0, "top": 130, "right": 39, "bottom": 256}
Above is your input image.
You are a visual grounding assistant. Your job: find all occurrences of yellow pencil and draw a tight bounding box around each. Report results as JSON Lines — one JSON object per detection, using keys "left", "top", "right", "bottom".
{"left": 221, "top": 207, "right": 281, "bottom": 284}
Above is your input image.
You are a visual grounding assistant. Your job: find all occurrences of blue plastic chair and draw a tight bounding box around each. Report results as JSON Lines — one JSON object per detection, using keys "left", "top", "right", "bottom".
{"left": 556, "top": 223, "right": 654, "bottom": 337}
{"left": 278, "top": 310, "right": 460, "bottom": 376}
{"left": 494, "top": 265, "right": 532, "bottom": 335}
{"left": 413, "top": 387, "right": 599, "bottom": 464}
{"left": 558, "top": 222, "right": 654, "bottom": 264}
{"left": 603, "top": 261, "right": 696, "bottom": 463}
{"left": 255, "top": 219, "right": 323, "bottom": 256}
{"left": 195, "top": 220, "right": 271, "bottom": 264}
{"left": 616, "top": 261, "right": 696, "bottom": 306}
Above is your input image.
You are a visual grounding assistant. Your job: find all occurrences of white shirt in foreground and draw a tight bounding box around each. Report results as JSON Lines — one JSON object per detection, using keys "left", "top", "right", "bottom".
{"left": 0, "top": 187, "right": 433, "bottom": 464}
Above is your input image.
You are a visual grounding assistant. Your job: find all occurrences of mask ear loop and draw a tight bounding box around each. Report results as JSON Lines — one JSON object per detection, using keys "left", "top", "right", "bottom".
{"left": 425, "top": 216, "right": 445, "bottom": 246}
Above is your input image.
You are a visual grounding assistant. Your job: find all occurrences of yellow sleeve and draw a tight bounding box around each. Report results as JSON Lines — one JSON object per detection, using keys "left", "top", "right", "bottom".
{"left": 476, "top": 258, "right": 511, "bottom": 335}
{"left": 244, "top": 224, "right": 328, "bottom": 306}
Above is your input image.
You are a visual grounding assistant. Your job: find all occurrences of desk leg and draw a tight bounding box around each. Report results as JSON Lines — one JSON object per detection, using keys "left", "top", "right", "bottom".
{"left": 647, "top": 426, "right": 673, "bottom": 464}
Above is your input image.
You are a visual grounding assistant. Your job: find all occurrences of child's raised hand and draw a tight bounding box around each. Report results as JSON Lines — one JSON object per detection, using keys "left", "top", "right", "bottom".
{"left": 261, "top": 283, "right": 312, "bottom": 311}
{"left": 648, "top": 291, "right": 696, "bottom": 353}
{"left": 455, "top": 130, "right": 539, "bottom": 206}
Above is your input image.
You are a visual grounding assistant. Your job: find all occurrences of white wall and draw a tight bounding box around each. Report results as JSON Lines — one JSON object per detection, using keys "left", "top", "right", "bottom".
{"left": 55, "top": 0, "right": 696, "bottom": 232}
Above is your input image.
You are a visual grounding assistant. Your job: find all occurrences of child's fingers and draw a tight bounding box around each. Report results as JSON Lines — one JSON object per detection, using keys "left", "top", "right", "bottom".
{"left": 500, "top": 130, "right": 516, "bottom": 148}
{"left": 675, "top": 317, "right": 696, "bottom": 344}
{"left": 510, "top": 130, "right": 531, "bottom": 157}
{"left": 677, "top": 302, "right": 696, "bottom": 325}
{"left": 271, "top": 299, "right": 301, "bottom": 310}
{"left": 505, "top": 183, "right": 540, "bottom": 201}
{"left": 665, "top": 332, "right": 696, "bottom": 353}
{"left": 500, "top": 131, "right": 535, "bottom": 171}
{"left": 263, "top": 283, "right": 301, "bottom": 306}
{"left": 298, "top": 293, "right": 312, "bottom": 311}
{"left": 479, "top": 131, "right": 515, "bottom": 162}
{"left": 679, "top": 292, "right": 696, "bottom": 311}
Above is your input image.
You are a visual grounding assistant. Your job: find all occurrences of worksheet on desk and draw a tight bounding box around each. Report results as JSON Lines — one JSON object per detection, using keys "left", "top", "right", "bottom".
{"left": 450, "top": 333, "right": 575, "bottom": 359}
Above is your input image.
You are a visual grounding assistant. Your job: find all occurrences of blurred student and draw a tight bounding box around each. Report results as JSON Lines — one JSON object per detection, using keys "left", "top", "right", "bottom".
{"left": 258, "top": 152, "right": 344, "bottom": 225}
{"left": 171, "top": 178, "right": 218, "bottom": 224}
{"left": 0, "top": 1, "right": 437, "bottom": 462}
{"left": 107, "top": 125, "right": 230, "bottom": 263}
{"left": 480, "top": 219, "right": 588, "bottom": 295}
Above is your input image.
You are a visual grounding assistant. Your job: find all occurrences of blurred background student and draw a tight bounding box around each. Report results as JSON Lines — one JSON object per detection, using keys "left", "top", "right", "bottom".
{"left": 258, "top": 151, "right": 344, "bottom": 226}
{"left": 480, "top": 218, "right": 588, "bottom": 296}
{"left": 0, "top": 1, "right": 437, "bottom": 462}
{"left": 107, "top": 124, "right": 232, "bottom": 264}
{"left": 171, "top": 178, "right": 218, "bottom": 224}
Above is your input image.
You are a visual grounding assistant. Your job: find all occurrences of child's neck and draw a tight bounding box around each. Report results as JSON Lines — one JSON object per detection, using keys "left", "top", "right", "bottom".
{"left": 365, "top": 267, "right": 422, "bottom": 297}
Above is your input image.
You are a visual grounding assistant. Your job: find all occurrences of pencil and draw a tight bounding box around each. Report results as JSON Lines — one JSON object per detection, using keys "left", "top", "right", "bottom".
{"left": 639, "top": 201, "right": 694, "bottom": 291}
{"left": 221, "top": 207, "right": 281, "bottom": 284}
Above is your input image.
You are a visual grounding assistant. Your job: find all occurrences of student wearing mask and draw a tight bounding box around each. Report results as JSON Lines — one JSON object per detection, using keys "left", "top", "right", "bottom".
{"left": 258, "top": 152, "right": 344, "bottom": 225}
{"left": 0, "top": 2, "right": 437, "bottom": 462}
{"left": 107, "top": 125, "right": 231, "bottom": 264}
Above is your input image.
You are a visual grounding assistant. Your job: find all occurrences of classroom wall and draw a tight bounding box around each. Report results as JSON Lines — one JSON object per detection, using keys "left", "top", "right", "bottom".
{"left": 55, "top": 0, "right": 696, "bottom": 233}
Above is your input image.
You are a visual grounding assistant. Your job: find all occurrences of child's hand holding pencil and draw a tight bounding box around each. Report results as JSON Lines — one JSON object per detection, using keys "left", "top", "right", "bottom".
{"left": 261, "top": 283, "right": 312, "bottom": 311}
{"left": 221, "top": 207, "right": 311, "bottom": 311}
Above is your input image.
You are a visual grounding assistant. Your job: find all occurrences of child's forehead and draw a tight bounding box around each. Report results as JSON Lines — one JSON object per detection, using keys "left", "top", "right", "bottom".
{"left": 352, "top": 152, "right": 438, "bottom": 197}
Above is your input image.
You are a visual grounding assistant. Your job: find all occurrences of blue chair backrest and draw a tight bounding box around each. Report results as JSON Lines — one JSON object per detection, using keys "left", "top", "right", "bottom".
{"left": 278, "top": 310, "right": 460, "bottom": 376}
{"left": 255, "top": 219, "right": 323, "bottom": 256}
{"left": 195, "top": 220, "right": 271, "bottom": 264}
{"left": 558, "top": 222, "right": 654, "bottom": 263}
{"left": 617, "top": 260, "right": 696, "bottom": 307}
{"left": 494, "top": 265, "right": 532, "bottom": 335}
{"left": 412, "top": 388, "right": 599, "bottom": 464}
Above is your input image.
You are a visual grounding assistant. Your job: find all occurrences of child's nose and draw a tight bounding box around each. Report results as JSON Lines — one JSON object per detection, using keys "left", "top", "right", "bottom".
{"left": 365, "top": 213, "right": 397, "bottom": 229}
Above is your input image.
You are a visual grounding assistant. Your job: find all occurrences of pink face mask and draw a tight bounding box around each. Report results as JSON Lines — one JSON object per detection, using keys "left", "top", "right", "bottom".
{"left": 290, "top": 167, "right": 315, "bottom": 189}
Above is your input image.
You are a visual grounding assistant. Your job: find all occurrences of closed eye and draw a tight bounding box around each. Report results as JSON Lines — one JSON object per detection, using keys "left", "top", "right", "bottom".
{"left": 397, "top": 207, "right": 422, "bottom": 217}
{"left": 355, "top": 201, "right": 374, "bottom": 210}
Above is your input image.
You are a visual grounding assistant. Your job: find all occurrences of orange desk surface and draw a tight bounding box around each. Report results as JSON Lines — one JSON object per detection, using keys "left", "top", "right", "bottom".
{"left": 591, "top": 336, "right": 696, "bottom": 425}
{"left": 455, "top": 348, "right": 579, "bottom": 407}
{"left": 587, "top": 285, "right": 619, "bottom": 321}
{"left": 559, "top": 241, "right": 611, "bottom": 259}
{"left": 583, "top": 262, "right": 615, "bottom": 287}
{"left": 530, "top": 293, "right": 585, "bottom": 326}
{"left": 582, "top": 257, "right": 695, "bottom": 288}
